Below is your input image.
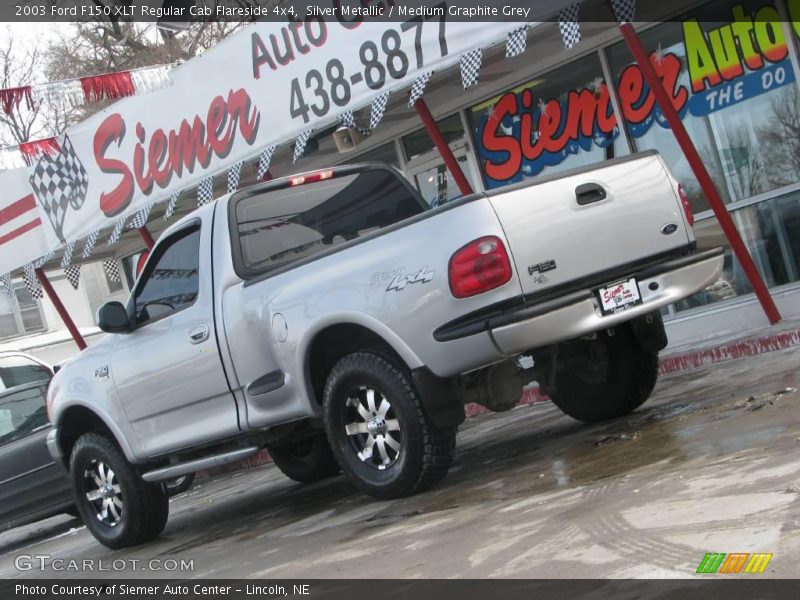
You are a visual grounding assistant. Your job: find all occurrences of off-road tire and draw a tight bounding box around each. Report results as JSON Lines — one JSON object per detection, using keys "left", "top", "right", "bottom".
{"left": 70, "top": 433, "right": 168, "bottom": 549}
{"left": 323, "top": 351, "right": 456, "bottom": 499}
{"left": 550, "top": 325, "right": 659, "bottom": 423}
{"left": 267, "top": 434, "right": 340, "bottom": 483}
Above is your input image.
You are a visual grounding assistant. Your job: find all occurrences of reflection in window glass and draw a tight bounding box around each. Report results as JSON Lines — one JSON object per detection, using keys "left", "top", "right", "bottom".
{"left": 606, "top": 0, "right": 800, "bottom": 209}
{"left": 414, "top": 155, "right": 476, "bottom": 207}
{"left": 676, "top": 191, "right": 800, "bottom": 311}
{"left": 0, "top": 385, "right": 49, "bottom": 445}
{"left": 134, "top": 228, "right": 201, "bottom": 324}
{"left": 469, "top": 53, "right": 627, "bottom": 190}
{"left": 0, "top": 355, "right": 52, "bottom": 391}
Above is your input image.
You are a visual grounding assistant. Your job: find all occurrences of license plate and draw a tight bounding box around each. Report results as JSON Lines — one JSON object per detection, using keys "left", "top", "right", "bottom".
{"left": 597, "top": 278, "right": 642, "bottom": 315}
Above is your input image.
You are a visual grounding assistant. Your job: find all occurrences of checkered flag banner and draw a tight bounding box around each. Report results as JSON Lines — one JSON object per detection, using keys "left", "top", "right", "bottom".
{"left": 257, "top": 145, "right": 276, "bottom": 180}
{"left": 60, "top": 240, "right": 76, "bottom": 268}
{"left": 409, "top": 71, "right": 433, "bottom": 106}
{"left": 198, "top": 176, "right": 214, "bottom": 207}
{"left": 460, "top": 49, "right": 483, "bottom": 89}
{"left": 107, "top": 217, "right": 126, "bottom": 246}
{"left": 558, "top": 4, "right": 582, "bottom": 49}
{"left": 164, "top": 191, "right": 180, "bottom": 221}
{"left": 28, "top": 135, "right": 89, "bottom": 242}
{"left": 23, "top": 263, "right": 42, "bottom": 299}
{"left": 103, "top": 258, "right": 121, "bottom": 283}
{"left": 82, "top": 229, "right": 99, "bottom": 259}
{"left": 293, "top": 129, "right": 312, "bottom": 163}
{"left": 611, "top": 0, "right": 635, "bottom": 23}
{"left": 128, "top": 203, "right": 153, "bottom": 230}
{"left": 64, "top": 264, "right": 81, "bottom": 290}
{"left": 227, "top": 161, "right": 243, "bottom": 194}
{"left": 506, "top": 26, "right": 529, "bottom": 58}
{"left": 340, "top": 110, "right": 356, "bottom": 129}
{"left": 1, "top": 273, "right": 14, "bottom": 302}
{"left": 369, "top": 91, "right": 390, "bottom": 130}
{"left": 33, "top": 250, "right": 54, "bottom": 269}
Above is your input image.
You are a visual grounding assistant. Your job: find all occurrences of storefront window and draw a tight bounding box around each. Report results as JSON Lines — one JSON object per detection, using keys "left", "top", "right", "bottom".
{"left": 606, "top": 0, "right": 800, "bottom": 210}
{"left": 676, "top": 189, "right": 800, "bottom": 311}
{"left": 402, "top": 115, "right": 464, "bottom": 161}
{"left": 468, "top": 53, "right": 628, "bottom": 190}
{"left": 345, "top": 142, "right": 399, "bottom": 168}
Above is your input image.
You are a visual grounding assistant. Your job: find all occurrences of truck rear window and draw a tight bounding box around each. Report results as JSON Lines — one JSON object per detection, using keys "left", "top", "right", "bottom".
{"left": 234, "top": 167, "right": 425, "bottom": 273}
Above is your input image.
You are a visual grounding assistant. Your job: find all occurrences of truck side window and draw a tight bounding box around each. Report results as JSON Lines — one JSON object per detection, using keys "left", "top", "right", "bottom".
{"left": 133, "top": 227, "right": 201, "bottom": 326}
{"left": 0, "top": 385, "right": 48, "bottom": 446}
{"left": 234, "top": 167, "right": 426, "bottom": 273}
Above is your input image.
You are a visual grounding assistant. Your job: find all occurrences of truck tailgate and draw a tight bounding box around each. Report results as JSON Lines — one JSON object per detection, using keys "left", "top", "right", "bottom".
{"left": 487, "top": 152, "right": 692, "bottom": 298}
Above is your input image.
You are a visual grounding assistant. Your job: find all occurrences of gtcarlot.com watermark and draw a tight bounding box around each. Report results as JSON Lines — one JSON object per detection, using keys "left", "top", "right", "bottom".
{"left": 15, "top": 553, "right": 194, "bottom": 572}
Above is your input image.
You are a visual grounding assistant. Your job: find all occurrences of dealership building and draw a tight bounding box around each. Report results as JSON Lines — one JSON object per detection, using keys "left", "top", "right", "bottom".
{"left": 2, "top": 0, "right": 800, "bottom": 358}
{"left": 260, "top": 0, "right": 800, "bottom": 347}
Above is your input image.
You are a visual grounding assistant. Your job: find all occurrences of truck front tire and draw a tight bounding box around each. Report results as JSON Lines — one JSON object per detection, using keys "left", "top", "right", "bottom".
{"left": 70, "top": 433, "right": 168, "bottom": 549}
{"left": 323, "top": 351, "right": 456, "bottom": 500}
{"left": 267, "top": 434, "right": 340, "bottom": 483}
{"left": 549, "top": 325, "right": 659, "bottom": 423}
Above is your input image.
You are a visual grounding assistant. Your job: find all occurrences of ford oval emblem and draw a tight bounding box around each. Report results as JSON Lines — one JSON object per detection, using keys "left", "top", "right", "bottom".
{"left": 661, "top": 223, "right": 679, "bottom": 235}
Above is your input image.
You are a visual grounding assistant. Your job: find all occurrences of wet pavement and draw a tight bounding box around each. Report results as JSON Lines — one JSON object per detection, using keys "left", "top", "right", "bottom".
{"left": 2, "top": 346, "right": 799, "bottom": 579}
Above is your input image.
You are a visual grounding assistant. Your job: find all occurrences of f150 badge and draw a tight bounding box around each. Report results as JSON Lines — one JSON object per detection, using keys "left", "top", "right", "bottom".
{"left": 386, "top": 267, "right": 435, "bottom": 292}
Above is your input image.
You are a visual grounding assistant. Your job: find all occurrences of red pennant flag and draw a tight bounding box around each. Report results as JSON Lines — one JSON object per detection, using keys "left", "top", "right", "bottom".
{"left": 0, "top": 86, "right": 34, "bottom": 114}
{"left": 19, "top": 137, "right": 61, "bottom": 166}
{"left": 80, "top": 71, "right": 135, "bottom": 103}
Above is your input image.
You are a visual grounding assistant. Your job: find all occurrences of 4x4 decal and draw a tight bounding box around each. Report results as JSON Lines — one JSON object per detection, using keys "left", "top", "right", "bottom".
{"left": 386, "top": 267, "right": 435, "bottom": 292}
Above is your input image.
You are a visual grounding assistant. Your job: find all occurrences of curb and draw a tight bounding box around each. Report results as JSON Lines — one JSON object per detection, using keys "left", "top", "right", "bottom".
{"left": 658, "top": 327, "right": 800, "bottom": 375}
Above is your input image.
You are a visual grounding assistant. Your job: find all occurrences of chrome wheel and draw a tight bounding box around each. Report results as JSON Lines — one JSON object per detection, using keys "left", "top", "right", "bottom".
{"left": 83, "top": 460, "right": 124, "bottom": 527}
{"left": 344, "top": 386, "right": 402, "bottom": 470}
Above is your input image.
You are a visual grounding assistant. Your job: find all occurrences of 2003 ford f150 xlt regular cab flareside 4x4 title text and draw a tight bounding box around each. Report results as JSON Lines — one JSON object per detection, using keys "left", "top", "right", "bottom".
{"left": 47, "top": 151, "right": 723, "bottom": 548}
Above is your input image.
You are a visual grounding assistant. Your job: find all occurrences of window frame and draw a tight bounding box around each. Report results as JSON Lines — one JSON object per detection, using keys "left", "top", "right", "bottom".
{"left": 0, "top": 283, "right": 47, "bottom": 341}
{"left": 228, "top": 162, "right": 428, "bottom": 281}
{"left": 126, "top": 221, "right": 202, "bottom": 330}
{"left": 0, "top": 381, "right": 51, "bottom": 447}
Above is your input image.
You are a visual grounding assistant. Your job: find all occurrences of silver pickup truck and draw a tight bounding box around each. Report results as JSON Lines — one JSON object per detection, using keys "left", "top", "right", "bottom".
{"left": 47, "top": 151, "right": 723, "bottom": 548}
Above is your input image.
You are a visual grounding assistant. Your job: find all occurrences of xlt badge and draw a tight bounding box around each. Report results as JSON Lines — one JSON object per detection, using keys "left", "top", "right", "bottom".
{"left": 528, "top": 260, "right": 557, "bottom": 276}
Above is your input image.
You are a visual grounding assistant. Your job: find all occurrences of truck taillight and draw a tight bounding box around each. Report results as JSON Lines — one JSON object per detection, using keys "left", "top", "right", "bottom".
{"left": 678, "top": 184, "right": 694, "bottom": 227}
{"left": 448, "top": 236, "right": 512, "bottom": 299}
{"left": 289, "top": 170, "right": 334, "bottom": 186}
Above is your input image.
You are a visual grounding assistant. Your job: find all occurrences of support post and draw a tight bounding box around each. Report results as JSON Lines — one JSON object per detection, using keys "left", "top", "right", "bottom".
{"left": 413, "top": 97, "right": 474, "bottom": 196}
{"left": 617, "top": 22, "right": 781, "bottom": 325}
{"left": 35, "top": 268, "right": 87, "bottom": 351}
{"left": 138, "top": 226, "right": 155, "bottom": 251}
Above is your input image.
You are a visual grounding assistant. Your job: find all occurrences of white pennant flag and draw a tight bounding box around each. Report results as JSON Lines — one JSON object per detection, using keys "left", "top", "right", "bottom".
{"left": 257, "top": 145, "right": 277, "bottom": 180}
{"left": 227, "top": 161, "right": 243, "bottom": 194}
{"left": 293, "top": 129, "right": 312, "bottom": 163}
{"left": 610, "top": 0, "right": 636, "bottom": 23}
{"left": 460, "top": 49, "right": 483, "bottom": 89}
{"left": 558, "top": 3, "right": 582, "bottom": 49}
{"left": 409, "top": 71, "right": 434, "bottom": 106}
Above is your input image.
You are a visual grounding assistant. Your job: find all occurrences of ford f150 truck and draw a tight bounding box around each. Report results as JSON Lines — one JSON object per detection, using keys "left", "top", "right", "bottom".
{"left": 46, "top": 151, "right": 723, "bottom": 548}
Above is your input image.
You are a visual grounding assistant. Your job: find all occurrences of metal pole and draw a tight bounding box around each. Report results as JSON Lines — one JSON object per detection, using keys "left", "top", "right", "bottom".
{"left": 617, "top": 22, "right": 781, "bottom": 325}
{"left": 35, "top": 268, "right": 87, "bottom": 351}
{"left": 138, "top": 226, "right": 155, "bottom": 251}
{"left": 413, "top": 97, "right": 474, "bottom": 196}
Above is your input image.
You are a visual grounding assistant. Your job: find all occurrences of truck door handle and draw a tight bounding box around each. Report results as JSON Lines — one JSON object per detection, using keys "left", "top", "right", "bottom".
{"left": 188, "top": 324, "right": 210, "bottom": 344}
{"left": 575, "top": 183, "right": 607, "bottom": 205}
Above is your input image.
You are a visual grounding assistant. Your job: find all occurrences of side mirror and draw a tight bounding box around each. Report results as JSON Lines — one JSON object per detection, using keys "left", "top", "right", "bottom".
{"left": 97, "top": 301, "right": 131, "bottom": 333}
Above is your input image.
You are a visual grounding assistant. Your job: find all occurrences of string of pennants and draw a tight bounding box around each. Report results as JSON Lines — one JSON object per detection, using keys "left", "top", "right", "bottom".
{"left": 0, "top": 64, "right": 175, "bottom": 169}
{"left": 0, "top": 19, "right": 594, "bottom": 300}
